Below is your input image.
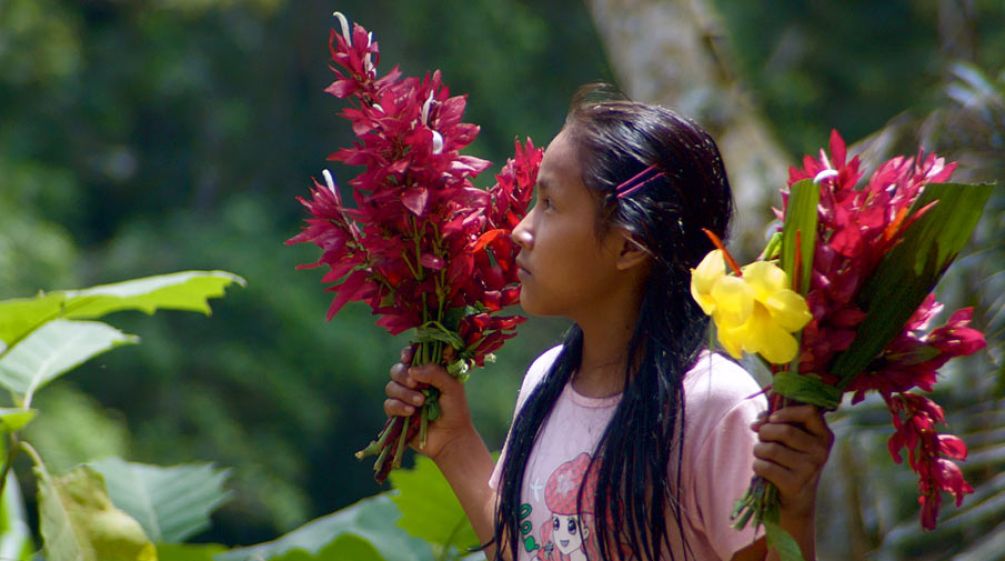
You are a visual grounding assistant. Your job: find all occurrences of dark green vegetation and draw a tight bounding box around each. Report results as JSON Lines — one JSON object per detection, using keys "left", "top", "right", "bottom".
{"left": 2, "top": 1, "right": 1002, "bottom": 559}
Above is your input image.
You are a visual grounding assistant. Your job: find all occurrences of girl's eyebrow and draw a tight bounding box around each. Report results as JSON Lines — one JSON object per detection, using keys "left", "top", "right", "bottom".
{"left": 537, "top": 177, "right": 552, "bottom": 192}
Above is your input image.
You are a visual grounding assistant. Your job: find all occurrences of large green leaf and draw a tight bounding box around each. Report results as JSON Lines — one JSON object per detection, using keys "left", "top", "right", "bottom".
{"left": 36, "top": 463, "right": 157, "bottom": 561}
{"left": 0, "top": 472, "right": 33, "bottom": 561}
{"left": 90, "top": 457, "right": 230, "bottom": 544}
{"left": 389, "top": 456, "right": 479, "bottom": 554}
{"left": 216, "top": 494, "right": 433, "bottom": 561}
{"left": 0, "top": 319, "right": 138, "bottom": 398}
{"left": 158, "top": 543, "right": 227, "bottom": 561}
{"left": 263, "top": 534, "right": 385, "bottom": 561}
{"left": 832, "top": 182, "right": 995, "bottom": 382}
{"left": 0, "top": 270, "right": 245, "bottom": 349}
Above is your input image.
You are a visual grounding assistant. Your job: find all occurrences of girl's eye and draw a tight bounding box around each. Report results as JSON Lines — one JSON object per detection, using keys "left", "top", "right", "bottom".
{"left": 568, "top": 518, "right": 577, "bottom": 534}
{"left": 541, "top": 197, "right": 554, "bottom": 210}
{"left": 553, "top": 517, "right": 560, "bottom": 530}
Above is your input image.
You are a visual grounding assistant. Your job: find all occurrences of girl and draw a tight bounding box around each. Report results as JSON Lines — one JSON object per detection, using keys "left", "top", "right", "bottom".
{"left": 384, "top": 87, "right": 833, "bottom": 561}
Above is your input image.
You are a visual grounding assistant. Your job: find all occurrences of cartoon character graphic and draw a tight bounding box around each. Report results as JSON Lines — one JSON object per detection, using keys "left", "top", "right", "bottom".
{"left": 536, "top": 453, "right": 601, "bottom": 561}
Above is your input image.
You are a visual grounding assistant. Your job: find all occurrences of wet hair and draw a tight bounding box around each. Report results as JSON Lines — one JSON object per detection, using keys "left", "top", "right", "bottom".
{"left": 494, "top": 85, "right": 733, "bottom": 561}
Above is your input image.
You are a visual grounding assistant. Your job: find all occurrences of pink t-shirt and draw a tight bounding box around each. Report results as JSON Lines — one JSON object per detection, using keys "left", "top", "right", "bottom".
{"left": 490, "top": 346, "right": 767, "bottom": 561}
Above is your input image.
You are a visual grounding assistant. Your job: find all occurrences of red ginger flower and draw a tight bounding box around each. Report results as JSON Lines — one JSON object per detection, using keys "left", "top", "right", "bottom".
{"left": 886, "top": 393, "right": 974, "bottom": 530}
{"left": 781, "top": 130, "right": 981, "bottom": 529}
{"left": 288, "top": 15, "right": 541, "bottom": 481}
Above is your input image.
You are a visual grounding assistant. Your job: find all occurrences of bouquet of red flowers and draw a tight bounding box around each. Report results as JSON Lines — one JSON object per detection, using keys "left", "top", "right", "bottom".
{"left": 289, "top": 14, "right": 541, "bottom": 483}
{"left": 691, "top": 131, "right": 992, "bottom": 557}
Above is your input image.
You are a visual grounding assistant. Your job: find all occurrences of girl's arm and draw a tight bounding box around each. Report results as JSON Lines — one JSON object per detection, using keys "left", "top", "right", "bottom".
{"left": 384, "top": 353, "right": 503, "bottom": 559}
{"left": 730, "top": 404, "right": 834, "bottom": 561}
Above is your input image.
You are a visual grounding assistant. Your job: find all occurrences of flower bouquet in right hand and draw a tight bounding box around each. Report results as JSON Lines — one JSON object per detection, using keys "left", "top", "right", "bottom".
{"left": 690, "top": 131, "right": 994, "bottom": 558}
{"left": 288, "top": 14, "right": 542, "bottom": 484}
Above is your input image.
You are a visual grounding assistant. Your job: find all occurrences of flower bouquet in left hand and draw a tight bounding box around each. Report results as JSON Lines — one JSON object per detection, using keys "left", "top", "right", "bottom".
{"left": 288, "top": 13, "right": 541, "bottom": 483}
{"left": 690, "top": 131, "right": 994, "bottom": 559}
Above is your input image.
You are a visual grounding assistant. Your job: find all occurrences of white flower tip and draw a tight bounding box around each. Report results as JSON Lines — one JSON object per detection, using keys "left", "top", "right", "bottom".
{"left": 333, "top": 12, "right": 351, "bottom": 45}
{"left": 322, "top": 169, "right": 337, "bottom": 194}
{"left": 421, "top": 91, "right": 435, "bottom": 125}
{"left": 813, "top": 169, "right": 839, "bottom": 184}
{"left": 431, "top": 130, "right": 444, "bottom": 155}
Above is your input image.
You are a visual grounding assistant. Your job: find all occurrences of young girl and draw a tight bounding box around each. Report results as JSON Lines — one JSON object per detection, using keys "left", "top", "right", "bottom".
{"left": 384, "top": 87, "right": 833, "bottom": 561}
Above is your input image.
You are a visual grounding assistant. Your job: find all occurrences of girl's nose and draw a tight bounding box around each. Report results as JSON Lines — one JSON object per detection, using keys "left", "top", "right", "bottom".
{"left": 511, "top": 214, "right": 533, "bottom": 249}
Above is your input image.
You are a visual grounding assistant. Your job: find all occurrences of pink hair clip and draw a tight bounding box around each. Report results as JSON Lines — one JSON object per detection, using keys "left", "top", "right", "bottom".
{"left": 615, "top": 164, "right": 665, "bottom": 199}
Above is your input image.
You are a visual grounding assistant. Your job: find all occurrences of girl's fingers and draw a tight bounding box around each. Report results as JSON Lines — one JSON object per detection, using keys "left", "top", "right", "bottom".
{"left": 384, "top": 379, "right": 425, "bottom": 408}
{"left": 383, "top": 397, "right": 416, "bottom": 417}
{"left": 409, "top": 363, "right": 461, "bottom": 395}
{"left": 752, "top": 458, "right": 798, "bottom": 495}
{"left": 400, "top": 346, "right": 415, "bottom": 365}
{"left": 769, "top": 405, "right": 833, "bottom": 444}
{"left": 756, "top": 422, "right": 821, "bottom": 456}
{"left": 390, "top": 362, "right": 416, "bottom": 388}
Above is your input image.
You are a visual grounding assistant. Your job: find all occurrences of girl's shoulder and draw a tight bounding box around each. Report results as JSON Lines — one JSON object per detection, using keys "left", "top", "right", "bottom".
{"left": 684, "top": 350, "right": 763, "bottom": 401}
{"left": 513, "top": 345, "right": 564, "bottom": 409}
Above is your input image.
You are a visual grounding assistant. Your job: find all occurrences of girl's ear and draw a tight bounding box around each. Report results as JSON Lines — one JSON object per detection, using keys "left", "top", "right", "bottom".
{"left": 614, "top": 230, "right": 650, "bottom": 271}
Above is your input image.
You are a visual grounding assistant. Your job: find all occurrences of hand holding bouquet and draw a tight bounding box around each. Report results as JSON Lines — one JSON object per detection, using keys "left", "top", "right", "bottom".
{"left": 289, "top": 14, "right": 541, "bottom": 483}
{"left": 691, "top": 131, "right": 993, "bottom": 556}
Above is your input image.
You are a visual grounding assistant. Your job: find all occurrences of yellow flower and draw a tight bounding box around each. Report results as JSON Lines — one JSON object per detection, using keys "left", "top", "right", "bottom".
{"left": 690, "top": 251, "right": 813, "bottom": 364}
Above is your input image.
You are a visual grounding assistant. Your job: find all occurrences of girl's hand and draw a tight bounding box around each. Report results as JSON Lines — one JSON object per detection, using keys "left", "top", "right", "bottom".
{"left": 751, "top": 404, "right": 834, "bottom": 518}
{"left": 383, "top": 346, "right": 478, "bottom": 463}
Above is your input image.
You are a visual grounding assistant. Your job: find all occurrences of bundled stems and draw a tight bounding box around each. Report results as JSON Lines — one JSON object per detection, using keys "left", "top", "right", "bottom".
{"left": 732, "top": 392, "right": 789, "bottom": 531}
{"left": 355, "top": 340, "right": 448, "bottom": 483}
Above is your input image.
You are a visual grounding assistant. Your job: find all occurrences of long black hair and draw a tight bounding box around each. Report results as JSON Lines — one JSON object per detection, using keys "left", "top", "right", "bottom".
{"left": 494, "top": 86, "right": 733, "bottom": 561}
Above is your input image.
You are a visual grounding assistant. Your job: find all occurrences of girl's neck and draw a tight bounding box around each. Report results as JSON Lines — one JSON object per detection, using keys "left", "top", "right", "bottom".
{"left": 573, "top": 306, "right": 638, "bottom": 399}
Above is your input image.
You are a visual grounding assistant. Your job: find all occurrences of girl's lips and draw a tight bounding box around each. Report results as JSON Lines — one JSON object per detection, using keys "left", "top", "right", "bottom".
{"left": 516, "top": 258, "right": 531, "bottom": 276}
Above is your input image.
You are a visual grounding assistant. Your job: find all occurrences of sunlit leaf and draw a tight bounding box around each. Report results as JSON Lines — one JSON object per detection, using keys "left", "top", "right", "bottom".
{"left": 0, "top": 271, "right": 245, "bottom": 349}
{"left": 36, "top": 463, "right": 157, "bottom": 561}
{"left": 389, "top": 455, "right": 479, "bottom": 552}
{"left": 217, "top": 494, "right": 432, "bottom": 561}
{"left": 156, "top": 543, "right": 226, "bottom": 561}
{"left": 90, "top": 457, "right": 230, "bottom": 543}
{"left": 0, "top": 320, "right": 138, "bottom": 397}
{"left": 765, "top": 519, "right": 806, "bottom": 561}
{"left": 0, "top": 408, "right": 36, "bottom": 433}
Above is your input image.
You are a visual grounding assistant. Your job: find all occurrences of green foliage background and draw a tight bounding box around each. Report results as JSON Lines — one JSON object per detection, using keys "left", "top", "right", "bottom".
{"left": 2, "top": 0, "right": 1002, "bottom": 556}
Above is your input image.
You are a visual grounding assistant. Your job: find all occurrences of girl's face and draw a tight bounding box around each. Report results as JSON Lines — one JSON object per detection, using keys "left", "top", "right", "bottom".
{"left": 551, "top": 514, "right": 588, "bottom": 554}
{"left": 511, "top": 129, "right": 627, "bottom": 319}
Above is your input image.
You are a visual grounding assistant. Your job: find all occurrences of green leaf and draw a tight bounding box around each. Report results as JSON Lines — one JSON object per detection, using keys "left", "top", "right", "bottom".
{"left": 781, "top": 179, "right": 820, "bottom": 295}
{"left": 832, "top": 182, "right": 995, "bottom": 382}
{"left": 90, "top": 457, "right": 230, "bottom": 543}
{"left": 0, "top": 319, "right": 138, "bottom": 398}
{"left": 36, "top": 463, "right": 157, "bottom": 561}
{"left": 0, "top": 408, "right": 36, "bottom": 433}
{"left": 217, "top": 494, "right": 432, "bottom": 561}
{"left": 264, "top": 534, "right": 385, "bottom": 561}
{"left": 764, "top": 519, "right": 806, "bottom": 561}
{"left": 0, "top": 472, "right": 33, "bottom": 561}
{"left": 772, "top": 372, "right": 842, "bottom": 410}
{"left": 157, "top": 543, "right": 227, "bottom": 561}
{"left": 389, "top": 456, "right": 479, "bottom": 553}
{"left": 0, "top": 270, "right": 245, "bottom": 349}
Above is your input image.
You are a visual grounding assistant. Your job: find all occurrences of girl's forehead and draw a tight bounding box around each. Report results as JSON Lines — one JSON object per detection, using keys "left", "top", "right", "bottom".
{"left": 538, "top": 131, "right": 583, "bottom": 188}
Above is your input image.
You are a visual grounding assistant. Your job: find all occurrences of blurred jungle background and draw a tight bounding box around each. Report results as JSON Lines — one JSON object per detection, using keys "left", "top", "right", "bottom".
{"left": 1, "top": 0, "right": 1002, "bottom": 559}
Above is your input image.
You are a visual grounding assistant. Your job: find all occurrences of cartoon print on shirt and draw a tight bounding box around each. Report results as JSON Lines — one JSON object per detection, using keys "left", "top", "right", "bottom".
{"left": 535, "top": 453, "right": 601, "bottom": 561}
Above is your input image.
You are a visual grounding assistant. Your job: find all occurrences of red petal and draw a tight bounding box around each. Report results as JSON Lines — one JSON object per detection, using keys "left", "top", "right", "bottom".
{"left": 401, "top": 187, "right": 429, "bottom": 216}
